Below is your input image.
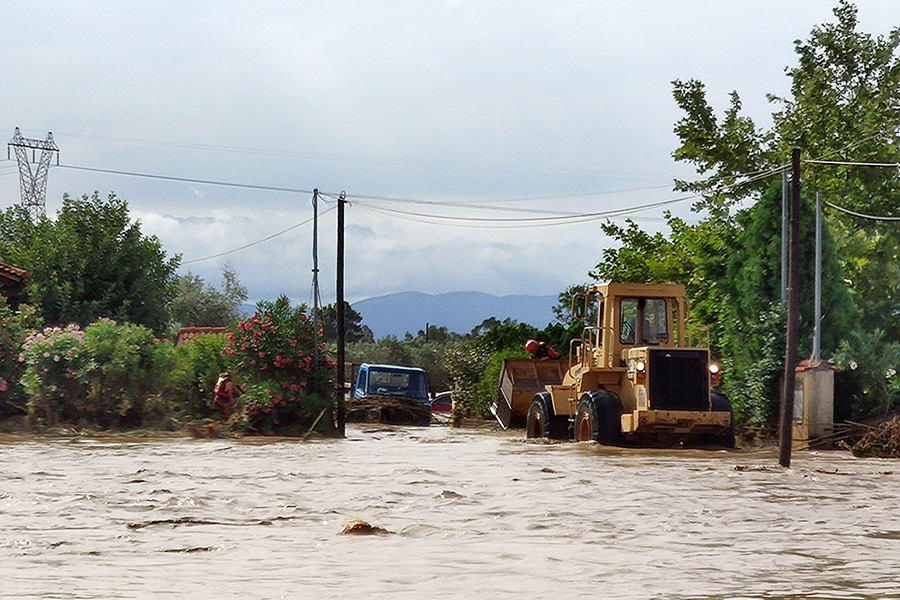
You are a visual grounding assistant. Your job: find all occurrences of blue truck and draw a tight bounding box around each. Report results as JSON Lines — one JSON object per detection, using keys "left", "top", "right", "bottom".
{"left": 348, "top": 363, "right": 432, "bottom": 425}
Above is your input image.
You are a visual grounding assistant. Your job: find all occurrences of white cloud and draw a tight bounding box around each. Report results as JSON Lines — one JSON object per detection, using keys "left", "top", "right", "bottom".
{"left": 2, "top": 1, "right": 896, "bottom": 310}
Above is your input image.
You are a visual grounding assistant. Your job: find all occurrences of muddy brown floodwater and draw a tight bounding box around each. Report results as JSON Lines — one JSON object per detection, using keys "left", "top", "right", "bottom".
{"left": 1, "top": 425, "right": 899, "bottom": 599}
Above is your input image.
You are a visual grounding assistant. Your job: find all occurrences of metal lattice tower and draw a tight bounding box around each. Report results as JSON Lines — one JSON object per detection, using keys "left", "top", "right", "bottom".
{"left": 7, "top": 127, "right": 59, "bottom": 219}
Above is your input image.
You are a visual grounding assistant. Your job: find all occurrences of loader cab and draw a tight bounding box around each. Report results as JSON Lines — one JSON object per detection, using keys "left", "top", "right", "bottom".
{"left": 618, "top": 297, "right": 670, "bottom": 346}
{"left": 572, "top": 283, "right": 689, "bottom": 369}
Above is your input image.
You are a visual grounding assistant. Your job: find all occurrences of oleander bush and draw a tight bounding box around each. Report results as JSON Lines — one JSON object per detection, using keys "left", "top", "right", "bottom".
{"left": 224, "top": 296, "right": 334, "bottom": 435}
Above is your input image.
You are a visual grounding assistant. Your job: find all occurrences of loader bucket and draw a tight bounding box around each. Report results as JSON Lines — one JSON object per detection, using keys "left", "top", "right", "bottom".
{"left": 490, "top": 359, "right": 567, "bottom": 429}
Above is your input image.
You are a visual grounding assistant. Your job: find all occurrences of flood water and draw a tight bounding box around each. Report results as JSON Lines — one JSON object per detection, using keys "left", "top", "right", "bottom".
{"left": 1, "top": 424, "right": 899, "bottom": 600}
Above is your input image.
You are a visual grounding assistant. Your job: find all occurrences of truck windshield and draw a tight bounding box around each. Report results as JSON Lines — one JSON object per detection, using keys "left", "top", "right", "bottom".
{"left": 369, "top": 369, "right": 429, "bottom": 400}
{"left": 620, "top": 298, "right": 668, "bottom": 344}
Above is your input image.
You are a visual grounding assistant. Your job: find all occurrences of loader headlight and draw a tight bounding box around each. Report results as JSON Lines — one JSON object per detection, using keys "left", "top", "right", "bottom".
{"left": 709, "top": 364, "right": 719, "bottom": 374}
{"left": 636, "top": 361, "right": 646, "bottom": 372}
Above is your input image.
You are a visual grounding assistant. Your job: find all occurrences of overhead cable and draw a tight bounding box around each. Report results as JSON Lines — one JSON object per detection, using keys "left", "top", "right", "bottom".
{"left": 182, "top": 205, "right": 335, "bottom": 265}
{"left": 805, "top": 159, "right": 900, "bottom": 168}
{"left": 342, "top": 183, "right": 676, "bottom": 207}
{"left": 352, "top": 193, "right": 699, "bottom": 229}
{"left": 824, "top": 201, "right": 900, "bottom": 222}
{"left": 56, "top": 164, "right": 316, "bottom": 195}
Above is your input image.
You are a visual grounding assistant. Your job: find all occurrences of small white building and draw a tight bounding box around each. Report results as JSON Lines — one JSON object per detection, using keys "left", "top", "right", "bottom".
{"left": 793, "top": 359, "right": 836, "bottom": 443}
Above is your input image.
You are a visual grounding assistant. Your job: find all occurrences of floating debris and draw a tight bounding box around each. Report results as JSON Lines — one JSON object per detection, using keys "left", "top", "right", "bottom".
{"left": 339, "top": 520, "right": 391, "bottom": 535}
{"left": 733, "top": 465, "right": 785, "bottom": 472}
{"left": 163, "top": 546, "right": 223, "bottom": 553}
{"left": 127, "top": 517, "right": 274, "bottom": 529}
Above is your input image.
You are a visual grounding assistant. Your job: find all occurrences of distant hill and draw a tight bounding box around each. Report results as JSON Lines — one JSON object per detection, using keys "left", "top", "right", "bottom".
{"left": 353, "top": 291, "right": 559, "bottom": 339}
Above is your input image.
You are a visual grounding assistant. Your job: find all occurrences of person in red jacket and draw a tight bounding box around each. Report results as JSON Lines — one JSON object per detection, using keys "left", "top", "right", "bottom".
{"left": 525, "top": 339, "right": 559, "bottom": 360}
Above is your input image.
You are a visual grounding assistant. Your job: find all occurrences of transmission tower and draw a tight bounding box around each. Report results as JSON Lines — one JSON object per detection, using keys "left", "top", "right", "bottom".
{"left": 7, "top": 127, "right": 59, "bottom": 219}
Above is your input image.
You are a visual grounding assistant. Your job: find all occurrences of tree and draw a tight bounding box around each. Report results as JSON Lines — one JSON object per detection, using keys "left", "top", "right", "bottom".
{"left": 319, "top": 301, "right": 374, "bottom": 344}
{"left": 671, "top": 1, "right": 900, "bottom": 338}
{"left": 169, "top": 264, "right": 248, "bottom": 328}
{"left": 552, "top": 284, "right": 590, "bottom": 325}
{"left": 591, "top": 215, "right": 736, "bottom": 351}
{"left": 0, "top": 192, "right": 180, "bottom": 334}
{"left": 407, "top": 324, "right": 458, "bottom": 343}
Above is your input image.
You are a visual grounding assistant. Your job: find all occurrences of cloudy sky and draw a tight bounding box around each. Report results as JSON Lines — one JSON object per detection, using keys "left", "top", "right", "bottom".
{"left": 1, "top": 1, "right": 896, "bottom": 307}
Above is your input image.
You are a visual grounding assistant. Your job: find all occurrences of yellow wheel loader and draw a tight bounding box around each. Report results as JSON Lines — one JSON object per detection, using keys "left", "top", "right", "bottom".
{"left": 491, "top": 283, "right": 734, "bottom": 447}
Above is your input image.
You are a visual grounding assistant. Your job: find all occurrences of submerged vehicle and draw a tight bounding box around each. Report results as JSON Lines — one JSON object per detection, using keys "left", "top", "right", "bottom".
{"left": 491, "top": 283, "right": 734, "bottom": 447}
{"left": 430, "top": 391, "right": 453, "bottom": 414}
{"left": 347, "top": 363, "right": 432, "bottom": 425}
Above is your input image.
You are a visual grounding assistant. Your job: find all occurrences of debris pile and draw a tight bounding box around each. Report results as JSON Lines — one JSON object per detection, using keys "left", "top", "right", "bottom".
{"left": 851, "top": 416, "right": 900, "bottom": 458}
{"left": 345, "top": 396, "right": 430, "bottom": 425}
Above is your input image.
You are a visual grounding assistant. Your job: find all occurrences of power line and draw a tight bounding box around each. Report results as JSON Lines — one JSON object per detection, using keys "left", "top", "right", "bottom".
{"left": 41, "top": 158, "right": 788, "bottom": 258}
{"left": 42, "top": 129, "right": 676, "bottom": 182}
{"left": 806, "top": 159, "right": 900, "bottom": 168}
{"left": 825, "top": 201, "right": 900, "bottom": 222}
{"left": 343, "top": 183, "right": 676, "bottom": 206}
{"left": 182, "top": 205, "right": 335, "bottom": 265}
{"left": 56, "top": 163, "right": 316, "bottom": 195}
{"left": 352, "top": 193, "right": 699, "bottom": 229}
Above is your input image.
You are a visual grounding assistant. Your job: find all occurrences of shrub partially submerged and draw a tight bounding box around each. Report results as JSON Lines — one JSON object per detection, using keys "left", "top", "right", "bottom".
{"left": 224, "top": 297, "right": 335, "bottom": 435}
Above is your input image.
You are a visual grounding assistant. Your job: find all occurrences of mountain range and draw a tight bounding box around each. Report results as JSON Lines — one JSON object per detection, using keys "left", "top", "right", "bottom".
{"left": 353, "top": 291, "right": 559, "bottom": 339}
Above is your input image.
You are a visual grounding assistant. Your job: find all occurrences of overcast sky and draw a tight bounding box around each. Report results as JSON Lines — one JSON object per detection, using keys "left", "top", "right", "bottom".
{"left": 1, "top": 1, "right": 896, "bottom": 307}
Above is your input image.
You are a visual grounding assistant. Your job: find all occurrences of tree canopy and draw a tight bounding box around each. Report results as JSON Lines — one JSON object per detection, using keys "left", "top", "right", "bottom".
{"left": 169, "top": 264, "right": 248, "bottom": 329}
{"left": 588, "top": 1, "right": 900, "bottom": 424}
{"left": 0, "top": 192, "right": 180, "bottom": 334}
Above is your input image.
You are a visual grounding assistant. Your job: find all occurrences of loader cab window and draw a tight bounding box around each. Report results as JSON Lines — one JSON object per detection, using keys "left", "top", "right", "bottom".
{"left": 620, "top": 297, "right": 668, "bottom": 345}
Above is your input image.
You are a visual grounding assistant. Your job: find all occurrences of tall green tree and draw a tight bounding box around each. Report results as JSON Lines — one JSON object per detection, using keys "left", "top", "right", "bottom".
{"left": 0, "top": 192, "right": 180, "bottom": 333}
{"left": 672, "top": 1, "right": 900, "bottom": 337}
{"left": 169, "top": 264, "right": 248, "bottom": 328}
{"left": 586, "top": 2, "right": 897, "bottom": 425}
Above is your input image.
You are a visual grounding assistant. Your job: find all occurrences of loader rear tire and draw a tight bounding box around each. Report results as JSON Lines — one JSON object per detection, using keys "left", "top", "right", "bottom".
{"left": 575, "top": 391, "right": 623, "bottom": 445}
{"left": 526, "top": 393, "right": 567, "bottom": 439}
{"left": 704, "top": 392, "right": 735, "bottom": 449}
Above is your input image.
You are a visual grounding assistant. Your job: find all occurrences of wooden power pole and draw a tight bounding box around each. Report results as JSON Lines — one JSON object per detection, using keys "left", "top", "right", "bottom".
{"left": 336, "top": 191, "right": 346, "bottom": 437}
{"left": 779, "top": 149, "right": 802, "bottom": 468}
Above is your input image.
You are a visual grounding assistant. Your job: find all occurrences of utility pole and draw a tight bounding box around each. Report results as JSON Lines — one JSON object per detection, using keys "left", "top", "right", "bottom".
{"left": 336, "top": 191, "right": 346, "bottom": 437}
{"left": 779, "top": 149, "right": 802, "bottom": 468}
{"left": 811, "top": 191, "right": 823, "bottom": 363}
{"left": 312, "top": 190, "right": 321, "bottom": 362}
{"left": 7, "top": 128, "right": 59, "bottom": 219}
{"left": 781, "top": 171, "right": 789, "bottom": 307}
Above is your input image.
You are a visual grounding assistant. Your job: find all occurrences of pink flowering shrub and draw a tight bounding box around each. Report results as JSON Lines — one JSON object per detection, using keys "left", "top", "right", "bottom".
{"left": 20, "top": 324, "right": 90, "bottom": 426}
{"left": 20, "top": 319, "right": 176, "bottom": 428}
{"left": 225, "top": 296, "right": 334, "bottom": 434}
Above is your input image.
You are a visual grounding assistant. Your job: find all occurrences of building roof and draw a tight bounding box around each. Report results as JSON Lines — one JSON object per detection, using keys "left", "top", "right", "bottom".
{"left": 174, "top": 326, "right": 229, "bottom": 346}
{"left": 0, "top": 260, "right": 29, "bottom": 298}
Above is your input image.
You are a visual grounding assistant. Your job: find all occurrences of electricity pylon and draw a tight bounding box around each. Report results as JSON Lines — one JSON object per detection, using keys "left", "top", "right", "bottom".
{"left": 7, "top": 127, "right": 59, "bottom": 219}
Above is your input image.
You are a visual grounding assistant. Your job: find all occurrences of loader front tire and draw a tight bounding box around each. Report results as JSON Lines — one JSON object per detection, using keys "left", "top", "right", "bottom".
{"left": 526, "top": 393, "right": 567, "bottom": 439}
{"left": 575, "top": 391, "right": 623, "bottom": 445}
